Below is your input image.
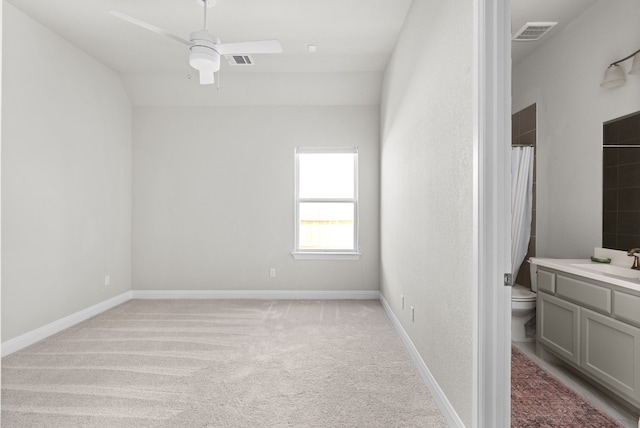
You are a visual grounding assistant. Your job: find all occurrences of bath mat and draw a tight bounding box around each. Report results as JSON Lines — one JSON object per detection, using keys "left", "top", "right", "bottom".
{"left": 511, "top": 346, "right": 624, "bottom": 427}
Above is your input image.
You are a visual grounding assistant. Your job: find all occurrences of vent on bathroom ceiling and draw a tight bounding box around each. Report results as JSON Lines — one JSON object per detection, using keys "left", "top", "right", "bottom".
{"left": 225, "top": 55, "right": 254, "bottom": 66}
{"left": 512, "top": 22, "right": 558, "bottom": 41}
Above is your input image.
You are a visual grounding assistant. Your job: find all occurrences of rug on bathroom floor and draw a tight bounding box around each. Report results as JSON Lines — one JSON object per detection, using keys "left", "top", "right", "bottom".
{"left": 511, "top": 347, "right": 623, "bottom": 428}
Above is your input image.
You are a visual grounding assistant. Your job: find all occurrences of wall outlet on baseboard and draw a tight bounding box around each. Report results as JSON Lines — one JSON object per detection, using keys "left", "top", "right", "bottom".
{"left": 269, "top": 268, "right": 276, "bottom": 278}
{"left": 104, "top": 275, "right": 111, "bottom": 286}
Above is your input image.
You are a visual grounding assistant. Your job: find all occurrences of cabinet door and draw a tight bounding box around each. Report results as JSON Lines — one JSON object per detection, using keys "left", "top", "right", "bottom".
{"left": 581, "top": 308, "right": 640, "bottom": 404}
{"left": 538, "top": 292, "right": 580, "bottom": 365}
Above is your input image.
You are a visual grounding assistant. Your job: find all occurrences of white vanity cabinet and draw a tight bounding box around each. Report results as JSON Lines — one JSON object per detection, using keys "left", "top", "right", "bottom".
{"left": 536, "top": 267, "right": 640, "bottom": 410}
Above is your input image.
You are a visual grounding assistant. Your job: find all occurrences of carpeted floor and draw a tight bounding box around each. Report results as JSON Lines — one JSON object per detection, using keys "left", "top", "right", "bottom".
{"left": 511, "top": 346, "right": 623, "bottom": 427}
{"left": 2, "top": 299, "right": 447, "bottom": 427}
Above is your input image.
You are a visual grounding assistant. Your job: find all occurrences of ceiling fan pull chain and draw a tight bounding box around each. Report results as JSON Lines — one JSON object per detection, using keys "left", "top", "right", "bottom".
{"left": 203, "top": 2, "right": 208, "bottom": 30}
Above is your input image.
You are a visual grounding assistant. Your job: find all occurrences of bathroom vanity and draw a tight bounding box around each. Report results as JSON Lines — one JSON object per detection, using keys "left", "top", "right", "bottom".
{"left": 531, "top": 256, "right": 640, "bottom": 412}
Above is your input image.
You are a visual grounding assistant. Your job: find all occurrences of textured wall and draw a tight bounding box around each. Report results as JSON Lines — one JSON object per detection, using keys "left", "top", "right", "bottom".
{"left": 2, "top": 4, "right": 132, "bottom": 341}
{"left": 120, "top": 72, "right": 384, "bottom": 107}
{"left": 380, "top": 0, "right": 474, "bottom": 424}
{"left": 132, "top": 106, "right": 379, "bottom": 292}
{"left": 513, "top": 0, "right": 640, "bottom": 258}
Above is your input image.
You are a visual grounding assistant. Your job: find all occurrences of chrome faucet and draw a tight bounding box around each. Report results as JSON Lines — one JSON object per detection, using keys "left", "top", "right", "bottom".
{"left": 628, "top": 248, "right": 640, "bottom": 270}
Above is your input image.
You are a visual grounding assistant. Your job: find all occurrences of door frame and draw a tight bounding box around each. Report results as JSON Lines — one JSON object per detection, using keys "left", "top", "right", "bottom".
{"left": 473, "top": 0, "right": 512, "bottom": 426}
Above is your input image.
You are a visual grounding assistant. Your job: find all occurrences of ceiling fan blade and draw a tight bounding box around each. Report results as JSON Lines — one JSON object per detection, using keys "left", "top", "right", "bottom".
{"left": 108, "top": 9, "right": 191, "bottom": 46}
{"left": 214, "top": 40, "right": 283, "bottom": 55}
{"left": 199, "top": 70, "right": 215, "bottom": 85}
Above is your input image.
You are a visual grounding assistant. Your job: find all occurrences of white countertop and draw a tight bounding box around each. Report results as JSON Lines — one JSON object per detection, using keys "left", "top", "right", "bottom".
{"left": 530, "top": 257, "right": 640, "bottom": 293}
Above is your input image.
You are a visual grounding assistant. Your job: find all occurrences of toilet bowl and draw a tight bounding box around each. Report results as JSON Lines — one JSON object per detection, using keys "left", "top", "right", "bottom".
{"left": 511, "top": 261, "right": 537, "bottom": 342}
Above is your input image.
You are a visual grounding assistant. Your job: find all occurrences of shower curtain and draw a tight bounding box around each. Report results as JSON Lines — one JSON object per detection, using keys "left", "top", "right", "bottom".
{"left": 512, "top": 146, "right": 534, "bottom": 283}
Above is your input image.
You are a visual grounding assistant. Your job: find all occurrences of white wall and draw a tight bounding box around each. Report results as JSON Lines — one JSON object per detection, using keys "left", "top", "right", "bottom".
{"left": 1, "top": 3, "right": 132, "bottom": 341}
{"left": 513, "top": 0, "right": 640, "bottom": 258}
{"left": 133, "top": 106, "right": 379, "bottom": 291}
{"left": 0, "top": 0, "right": 3, "bottom": 364}
{"left": 120, "top": 72, "right": 383, "bottom": 107}
{"left": 380, "top": 0, "right": 474, "bottom": 425}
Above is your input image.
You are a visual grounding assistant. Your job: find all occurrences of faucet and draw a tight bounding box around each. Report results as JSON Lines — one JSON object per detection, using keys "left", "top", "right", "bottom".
{"left": 628, "top": 248, "right": 640, "bottom": 270}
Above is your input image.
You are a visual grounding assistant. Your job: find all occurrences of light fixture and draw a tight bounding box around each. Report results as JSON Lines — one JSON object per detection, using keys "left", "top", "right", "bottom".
{"left": 629, "top": 52, "right": 640, "bottom": 75}
{"left": 601, "top": 48, "right": 640, "bottom": 88}
{"left": 601, "top": 64, "right": 626, "bottom": 88}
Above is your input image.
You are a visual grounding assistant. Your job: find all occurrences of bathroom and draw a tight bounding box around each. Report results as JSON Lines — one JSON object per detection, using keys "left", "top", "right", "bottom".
{"left": 510, "top": 0, "right": 640, "bottom": 426}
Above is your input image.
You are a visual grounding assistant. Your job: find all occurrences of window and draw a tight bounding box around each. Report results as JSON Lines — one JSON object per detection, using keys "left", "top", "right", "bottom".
{"left": 293, "top": 147, "right": 359, "bottom": 260}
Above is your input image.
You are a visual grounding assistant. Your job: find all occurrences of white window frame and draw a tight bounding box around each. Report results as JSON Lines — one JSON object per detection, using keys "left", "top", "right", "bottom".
{"left": 292, "top": 147, "right": 360, "bottom": 260}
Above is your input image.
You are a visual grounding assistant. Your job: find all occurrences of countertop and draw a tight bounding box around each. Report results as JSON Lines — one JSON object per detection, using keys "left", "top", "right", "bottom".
{"left": 530, "top": 257, "right": 640, "bottom": 293}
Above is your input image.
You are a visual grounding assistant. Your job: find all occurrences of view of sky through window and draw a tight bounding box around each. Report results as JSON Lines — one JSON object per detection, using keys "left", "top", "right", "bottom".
{"left": 298, "top": 153, "right": 354, "bottom": 199}
{"left": 296, "top": 151, "right": 357, "bottom": 251}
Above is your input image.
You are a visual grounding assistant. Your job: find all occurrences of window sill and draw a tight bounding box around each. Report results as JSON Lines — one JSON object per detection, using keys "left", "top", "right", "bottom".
{"left": 291, "top": 252, "right": 361, "bottom": 260}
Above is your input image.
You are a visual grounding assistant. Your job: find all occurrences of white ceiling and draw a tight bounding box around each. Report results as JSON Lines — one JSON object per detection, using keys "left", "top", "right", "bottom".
{"left": 7, "top": 0, "right": 413, "bottom": 74}
{"left": 511, "top": 0, "right": 597, "bottom": 64}
{"left": 6, "top": 0, "right": 600, "bottom": 97}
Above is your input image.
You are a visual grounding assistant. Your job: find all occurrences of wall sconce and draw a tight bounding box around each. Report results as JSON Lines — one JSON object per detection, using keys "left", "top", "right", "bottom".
{"left": 601, "top": 48, "right": 640, "bottom": 88}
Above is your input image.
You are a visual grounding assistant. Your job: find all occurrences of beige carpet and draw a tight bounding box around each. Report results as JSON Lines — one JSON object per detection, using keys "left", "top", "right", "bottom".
{"left": 2, "top": 299, "right": 447, "bottom": 427}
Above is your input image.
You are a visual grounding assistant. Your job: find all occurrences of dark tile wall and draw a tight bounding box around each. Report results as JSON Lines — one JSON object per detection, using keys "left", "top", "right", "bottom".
{"left": 512, "top": 104, "right": 536, "bottom": 288}
{"left": 603, "top": 111, "right": 640, "bottom": 251}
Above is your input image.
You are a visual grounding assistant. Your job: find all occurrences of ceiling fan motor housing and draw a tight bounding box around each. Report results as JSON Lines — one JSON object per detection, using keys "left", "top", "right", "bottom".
{"left": 108, "top": 9, "right": 282, "bottom": 85}
{"left": 189, "top": 30, "right": 220, "bottom": 72}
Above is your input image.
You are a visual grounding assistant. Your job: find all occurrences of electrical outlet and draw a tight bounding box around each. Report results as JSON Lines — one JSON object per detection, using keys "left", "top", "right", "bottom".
{"left": 104, "top": 275, "right": 111, "bottom": 286}
{"left": 401, "top": 294, "right": 404, "bottom": 309}
{"left": 410, "top": 306, "right": 415, "bottom": 322}
{"left": 269, "top": 268, "right": 276, "bottom": 278}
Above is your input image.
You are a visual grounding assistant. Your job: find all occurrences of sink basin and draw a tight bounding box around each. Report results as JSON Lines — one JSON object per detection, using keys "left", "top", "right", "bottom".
{"left": 571, "top": 263, "right": 640, "bottom": 280}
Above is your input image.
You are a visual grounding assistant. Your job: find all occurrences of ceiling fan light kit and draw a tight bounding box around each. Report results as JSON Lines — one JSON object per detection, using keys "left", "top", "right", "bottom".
{"left": 188, "top": 31, "right": 221, "bottom": 84}
{"left": 109, "top": 1, "right": 282, "bottom": 86}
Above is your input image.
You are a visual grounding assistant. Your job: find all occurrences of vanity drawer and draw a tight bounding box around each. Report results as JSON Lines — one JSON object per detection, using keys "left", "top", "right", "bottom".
{"left": 613, "top": 291, "right": 640, "bottom": 327}
{"left": 537, "top": 269, "right": 556, "bottom": 293}
{"left": 556, "top": 275, "right": 611, "bottom": 314}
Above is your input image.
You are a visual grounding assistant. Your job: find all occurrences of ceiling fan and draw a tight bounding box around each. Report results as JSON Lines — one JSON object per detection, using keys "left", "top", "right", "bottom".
{"left": 109, "top": 0, "right": 283, "bottom": 85}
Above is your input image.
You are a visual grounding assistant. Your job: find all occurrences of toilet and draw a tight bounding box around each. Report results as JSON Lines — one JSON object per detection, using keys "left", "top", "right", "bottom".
{"left": 511, "top": 261, "right": 537, "bottom": 342}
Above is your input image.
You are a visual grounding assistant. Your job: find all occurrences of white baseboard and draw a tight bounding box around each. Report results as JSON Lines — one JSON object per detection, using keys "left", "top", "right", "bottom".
{"left": 379, "top": 294, "right": 464, "bottom": 428}
{"left": 1, "top": 291, "right": 133, "bottom": 357}
{"left": 131, "top": 289, "right": 380, "bottom": 300}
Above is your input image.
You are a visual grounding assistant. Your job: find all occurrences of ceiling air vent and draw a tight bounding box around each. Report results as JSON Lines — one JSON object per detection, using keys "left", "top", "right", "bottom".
{"left": 512, "top": 22, "right": 557, "bottom": 41}
{"left": 225, "top": 55, "right": 254, "bottom": 66}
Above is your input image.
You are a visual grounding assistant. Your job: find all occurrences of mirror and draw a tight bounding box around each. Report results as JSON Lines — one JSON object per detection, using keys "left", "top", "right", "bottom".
{"left": 602, "top": 111, "right": 640, "bottom": 251}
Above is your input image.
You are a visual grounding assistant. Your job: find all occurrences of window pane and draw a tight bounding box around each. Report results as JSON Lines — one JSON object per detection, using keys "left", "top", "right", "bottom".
{"left": 299, "top": 153, "right": 355, "bottom": 199}
{"left": 299, "top": 203, "right": 354, "bottom": 250}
